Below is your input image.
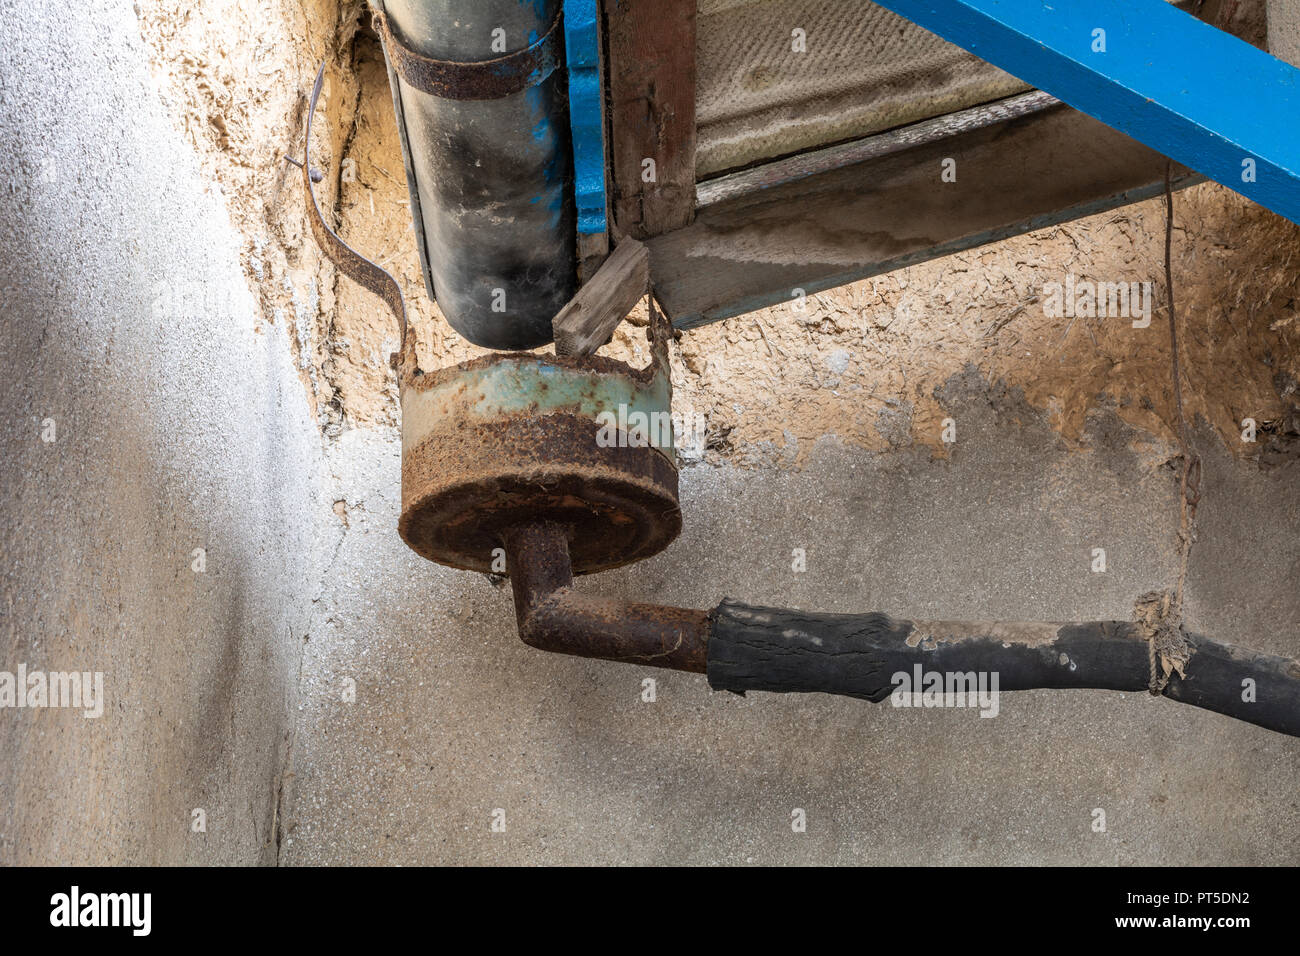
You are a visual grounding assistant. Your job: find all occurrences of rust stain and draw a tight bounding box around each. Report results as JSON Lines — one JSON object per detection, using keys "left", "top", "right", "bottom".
{"left": 399, "top": 411, "right": 680, "bottom": 575}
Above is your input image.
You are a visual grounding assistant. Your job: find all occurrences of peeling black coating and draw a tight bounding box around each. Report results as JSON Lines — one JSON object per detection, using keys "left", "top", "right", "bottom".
{"left": 707, "top": 600, "right": 1300, "bottom": 737}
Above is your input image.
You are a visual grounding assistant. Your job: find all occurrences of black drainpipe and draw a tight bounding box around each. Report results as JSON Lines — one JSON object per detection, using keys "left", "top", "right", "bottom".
{"left": 376, "top": 0, "right": 576, "bottom": 350}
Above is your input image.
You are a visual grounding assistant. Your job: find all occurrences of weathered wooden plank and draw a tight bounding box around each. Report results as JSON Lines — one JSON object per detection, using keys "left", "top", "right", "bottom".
{"left": 602, "top": 0, "right": 697, "bottom": 240}
{"left": 648, "top": 103, "right": 1197, "bottom": 328}
{"left": 553, "top": 238, "right": 649, "bottom": 357}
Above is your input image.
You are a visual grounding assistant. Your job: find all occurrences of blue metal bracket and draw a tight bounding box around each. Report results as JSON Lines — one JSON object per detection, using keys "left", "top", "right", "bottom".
{"left": 872, "top": 0, "right": 1300, "bottom": 224}
{"left": 563, "top": 0, "right": 608, "bottom": 236}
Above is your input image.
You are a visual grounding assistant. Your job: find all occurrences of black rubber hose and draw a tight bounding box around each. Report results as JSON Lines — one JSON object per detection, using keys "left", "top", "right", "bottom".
{"left": 707, "top": 600, "right": 1300, "bottom": 737}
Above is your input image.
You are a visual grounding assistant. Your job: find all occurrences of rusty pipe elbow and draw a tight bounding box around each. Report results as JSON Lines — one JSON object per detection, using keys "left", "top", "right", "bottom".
{"left": 502, "top": 522, "right": 709, "bottom": 673}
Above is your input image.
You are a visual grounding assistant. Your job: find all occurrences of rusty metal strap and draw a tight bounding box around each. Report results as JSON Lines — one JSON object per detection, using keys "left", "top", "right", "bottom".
{"left": 302, "top": 62, "right": 409, "bottom": 357}
{"left": 373, "top": 4, "right": 563, "bottom": 101}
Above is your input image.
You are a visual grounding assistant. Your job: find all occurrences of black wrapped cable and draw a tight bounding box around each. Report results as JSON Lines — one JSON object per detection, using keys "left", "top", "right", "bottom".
{"left": 707, "top": 600, "right": 1300, "bottom": 737}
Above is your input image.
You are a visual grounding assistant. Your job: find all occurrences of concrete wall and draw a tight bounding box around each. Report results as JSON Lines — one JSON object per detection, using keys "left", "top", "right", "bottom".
{"left": 2, "top": 0, "right": 1297, "bottom": 867}
{"left": 277, "top": 4, "right": 1300, "bottom": 865}
{"left": 0, "top": 0, "right": 324, "bottom": 864}
{"left": 1269, "top": 0, "right": 1300, "bottom": 65}
{"left": 281, "top": 398, "right": 1300, "bottom": 866}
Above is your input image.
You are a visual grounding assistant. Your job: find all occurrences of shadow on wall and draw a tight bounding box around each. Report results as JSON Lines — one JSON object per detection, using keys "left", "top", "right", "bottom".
{"left": 0, "top": 0, "right": 325, "bottom": 865}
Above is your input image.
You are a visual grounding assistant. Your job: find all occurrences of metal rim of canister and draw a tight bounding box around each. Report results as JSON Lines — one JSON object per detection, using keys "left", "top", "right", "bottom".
{"left": 398, "top": 350, "right": 681, "bottom": 575}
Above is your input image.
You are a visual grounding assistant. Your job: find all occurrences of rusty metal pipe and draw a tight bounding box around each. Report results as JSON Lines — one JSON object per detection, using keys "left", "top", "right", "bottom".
{"left": 502, "top": 522, "right": 710, "bottom": 673}
{"left": 501, "top": 523, "right": 1300, "bottom": 736}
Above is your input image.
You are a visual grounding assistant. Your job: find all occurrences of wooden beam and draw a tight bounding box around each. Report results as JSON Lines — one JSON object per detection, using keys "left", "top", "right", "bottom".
{"left": 602, "top": 0, "right": 697, "bottom": 240}
{"left": 552, "top": 238, "right": 649, "bottom": 357}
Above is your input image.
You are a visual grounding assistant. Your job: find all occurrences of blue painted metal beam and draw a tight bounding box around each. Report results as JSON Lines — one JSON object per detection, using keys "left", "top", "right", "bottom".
{"left": 871, "top": 0, "right": 1300, "bottom": 224}
{"left": 563, "top": 0, "right": 608, "bottom": 236}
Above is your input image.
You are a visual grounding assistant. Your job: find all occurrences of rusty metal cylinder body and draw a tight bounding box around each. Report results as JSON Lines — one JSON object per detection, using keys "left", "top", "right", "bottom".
{"left": 397, "top": 332, "right": 682, "bottom": 575}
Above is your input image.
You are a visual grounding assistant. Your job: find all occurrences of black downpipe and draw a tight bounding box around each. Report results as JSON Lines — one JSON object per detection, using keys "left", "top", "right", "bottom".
{"left": 380, "top": 0, "right": 576, "bottom": 350}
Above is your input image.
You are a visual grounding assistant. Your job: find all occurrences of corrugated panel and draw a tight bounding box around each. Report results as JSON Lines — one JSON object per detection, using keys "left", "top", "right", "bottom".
{"left": 695, "top": 0, "right": 1030, "bottom": 176}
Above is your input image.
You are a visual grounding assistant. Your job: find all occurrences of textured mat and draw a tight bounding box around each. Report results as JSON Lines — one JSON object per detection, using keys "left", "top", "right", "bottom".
{"left": 696, "top": 0, "right": 1031, "bottom": 177}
